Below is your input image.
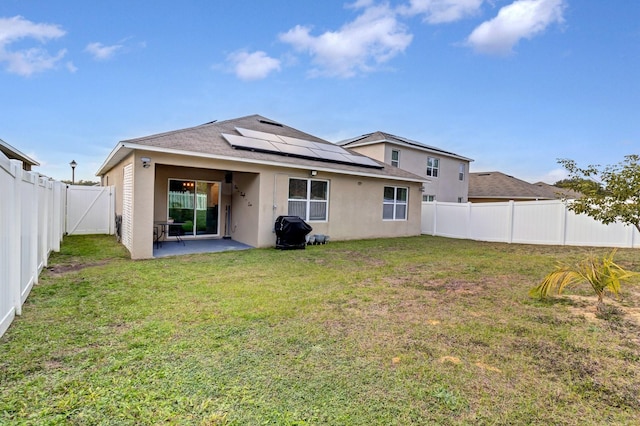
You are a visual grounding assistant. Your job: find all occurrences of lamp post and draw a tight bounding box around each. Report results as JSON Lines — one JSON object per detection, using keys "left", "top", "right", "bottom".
{"left": 69, "top": 160, "right": 77, "bottom": 184}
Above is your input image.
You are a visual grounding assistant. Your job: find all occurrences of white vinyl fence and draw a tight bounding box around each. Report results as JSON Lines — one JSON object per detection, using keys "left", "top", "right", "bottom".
{"left": 422, "top": 200, "right": 639, "bottom": 248}
{"left": 1, "top": 158, "right": 65, "bottom": 338}
{"left": 1, "top": 152, "right": 115, "bottom": 338}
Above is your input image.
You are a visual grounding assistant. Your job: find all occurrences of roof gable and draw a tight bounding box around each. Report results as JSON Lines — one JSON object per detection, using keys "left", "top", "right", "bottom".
{"left": 338, "top": 131, "right": 473, "bottom": 162}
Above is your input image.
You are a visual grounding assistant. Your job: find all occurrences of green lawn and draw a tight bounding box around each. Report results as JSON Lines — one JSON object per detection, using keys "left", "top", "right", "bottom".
{"left": 2, "top": 235, "right": 639, "bottom": 425}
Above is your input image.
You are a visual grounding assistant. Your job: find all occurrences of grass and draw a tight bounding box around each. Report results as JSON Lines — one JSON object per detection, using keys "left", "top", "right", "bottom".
{"left": 1, "top": 235, "right": 640, "bottom": 425}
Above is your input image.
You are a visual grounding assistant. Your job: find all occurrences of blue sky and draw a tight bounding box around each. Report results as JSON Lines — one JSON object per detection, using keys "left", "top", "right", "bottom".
{"left": 1, "top": 0, "right": 638, "bottom": 183}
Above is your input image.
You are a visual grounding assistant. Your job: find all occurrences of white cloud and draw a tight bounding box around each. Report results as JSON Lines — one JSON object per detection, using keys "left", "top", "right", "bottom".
{"left": 3, "top": 47, "right": 67, "bottom": 75}
{"left": 399, "top": 0, "right": 484, "bottom": 24}
{"left": 347, "top": 0, "right": 376, "bottom": 8}
{"left": 467, "top": 0, "right": 565, "bottom": 55}
{"left": 66, "top": 61, "right": 78, "bottom": 73}
{"left": 279, "top": 3, "right": 412, "bottom": 78}
{"left": 0, "top": 15, "right": 67, "bottom": 76}
{"left": 538, "top": 167, "right": 568, "bottom": 184}
{"left": 85, "top": 38, "right": 146, "bottom": 61}
{"left": 227, "top": 50, "right": 281, "bottom": 80}
{"left": 85, "top": 42, "right": 123, "bottom": 60}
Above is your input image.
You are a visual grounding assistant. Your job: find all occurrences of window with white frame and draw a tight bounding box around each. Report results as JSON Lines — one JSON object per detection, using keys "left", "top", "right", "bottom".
{"left": 288, "top": 178, "right": 328, "bottom": 221}
{"left": 383, "top": 186, "right": 408, "bottom": 220}
{"left": 391, "top": 149, "right": 400, "bottom": 167}
{"left": 459, "top": 163, "right": 465, "bottom": 181}
{"left": 426, "top": 157, "right": 439, "bottom": 177}
{"left": 422, "top": 194, "right": 435, "bottom": 202}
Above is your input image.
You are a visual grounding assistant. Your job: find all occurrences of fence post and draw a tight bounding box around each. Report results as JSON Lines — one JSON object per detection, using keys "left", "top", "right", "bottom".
{"left": 627, "top": 225, "right": 635, "bottom": 249}
{"left": 52, "top": 182, "right": 63, "bottom": 252}
{"left": 432, "top": 201, "right": 438, "bottom": 236}
{"left": 38, "top": 177, "right": 49, "bottom": 270}
{"left": 465, "top": 202, "right": 472, "bottom": 240}
{"left": 560, "top": 201, "right": 568, "bottom": 246}
{"left": 9, "top": 161, "right": 22, "bottom": 315}
{"left": 507, "top": 200, "right": 515, "bottom": 244}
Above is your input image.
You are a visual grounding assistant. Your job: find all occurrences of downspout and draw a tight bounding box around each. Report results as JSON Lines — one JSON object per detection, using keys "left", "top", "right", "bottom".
{"left": 223, "top": 175, "right": 233, "bottom": 239}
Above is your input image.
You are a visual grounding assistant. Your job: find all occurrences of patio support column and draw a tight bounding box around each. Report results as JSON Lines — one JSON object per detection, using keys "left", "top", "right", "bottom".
{"left": 131, "top": 154, "right": 156, "bottom": 259}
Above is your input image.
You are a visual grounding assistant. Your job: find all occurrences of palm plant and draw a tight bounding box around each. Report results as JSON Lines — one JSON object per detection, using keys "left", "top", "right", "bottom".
{"left": 529, "top": 250, "right": 637, "bottom": 306}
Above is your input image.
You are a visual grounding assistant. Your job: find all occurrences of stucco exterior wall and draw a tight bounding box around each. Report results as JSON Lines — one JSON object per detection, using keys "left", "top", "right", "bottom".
{"left": 231, "top": 171, "right": 261, "bottom": 246}
{"left": 348, "top": 143, "right": 385, "bottom": 162}
{"left": 269, "top": 169, "right": 422, "bottom": 243}
{"left": 422, "top": 154, "right": 468, "bottom": 203}
{"left": 101, "top": 152, "right": 133, "bottom": 217}
{"left": 351, "top": 143, "right": 470, "bottom": 203}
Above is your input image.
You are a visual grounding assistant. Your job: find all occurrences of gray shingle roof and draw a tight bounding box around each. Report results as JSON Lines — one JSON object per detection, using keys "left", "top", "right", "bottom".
{"left": 99, "top": 115, "right": 426, "bottom": 182}
{"left": 469, "top": 171, "right": 581, "bottom": 200}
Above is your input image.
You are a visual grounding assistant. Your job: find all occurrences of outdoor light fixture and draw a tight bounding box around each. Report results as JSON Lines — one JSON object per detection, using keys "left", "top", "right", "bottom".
{"left": 69, "top": 160, "right": 77, "bottom": 184}
{"left": 141, "top": 157, "right": 151, "bottom": 168}
{"left": 310, "top": 170, "right": 318, "bottom": 177}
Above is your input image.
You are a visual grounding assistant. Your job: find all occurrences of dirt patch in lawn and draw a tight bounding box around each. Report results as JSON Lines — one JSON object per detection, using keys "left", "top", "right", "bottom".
{"left": 44, "top": 261, "right": 109, "bottom": 276}
{"left": 388, "top": 276, "right": 486, "bottom": 296}
{"left": 566, "top": 294, "right": 640, "bottom": 331}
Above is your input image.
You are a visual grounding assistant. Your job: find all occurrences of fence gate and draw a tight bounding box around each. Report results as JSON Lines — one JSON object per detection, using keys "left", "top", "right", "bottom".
{"left": 66, "top": 185, "right": 115, "bottom": 235}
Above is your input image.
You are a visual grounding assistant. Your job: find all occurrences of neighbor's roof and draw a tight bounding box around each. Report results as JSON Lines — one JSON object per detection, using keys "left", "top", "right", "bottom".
{"left": 532, "top": 181, "right": 582, "bottom": 200}
{"left": 469, "top": 171, "right": 580, "bottom": 200}
{"left": 337, "top": 131, "right": 473, "bottom": 162}
{"left": 0, "top": 138, "right": 39, "bottom": 166}
{"left": 97, "top": 115, "right": 427, "bottom": 183}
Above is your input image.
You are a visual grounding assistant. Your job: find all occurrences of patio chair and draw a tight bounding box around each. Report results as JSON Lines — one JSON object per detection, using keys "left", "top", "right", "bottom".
{"left": 153, "top": 225, "right": 162, "bottom": 249}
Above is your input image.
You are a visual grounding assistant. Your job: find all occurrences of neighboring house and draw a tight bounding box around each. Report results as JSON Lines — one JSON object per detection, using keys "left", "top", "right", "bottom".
{"left": 0, "top": 138, "right": 39, "bottom": 171}
{"left": 338, "top": 131, "right": 473, "bottom": 203}
{"left": 468, "top": 171, "right": 581, "bottom": 203}
{"left": 97, "top": 115, "right": 426, "bottom": 259}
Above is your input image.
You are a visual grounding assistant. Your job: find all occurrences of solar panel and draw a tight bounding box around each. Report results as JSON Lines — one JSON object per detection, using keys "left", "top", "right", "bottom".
{"left": 274, "top": 143, "right": 317, "bottom": 157}
{"left": 279, "top": 135, "right": 347, "bottom": 154}
{"left": 278, "top": 135, "right": 317, "bottom": 148}
{"left": 223, "top": 130, "right": 383, "bottom": 169}
{"left": 236, "top": 127, "right": 284, "bottom": 143}
{"left": 310, "top": 141, "right": 349, "bottom": 154}
{"left": 310, "top": 149, "right": 352, "bottom": 163}
{"left": 342, "top": 154, "right": 381, "bottom": 167}
{"left": 222, "top": 134, "right": 277, "bottom": 152}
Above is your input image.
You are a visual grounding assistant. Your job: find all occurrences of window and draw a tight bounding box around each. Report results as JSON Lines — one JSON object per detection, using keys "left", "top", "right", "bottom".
{"left": 288, "top": 178, "right": 328, "bottom": 221}
{"left": 168, "top": 179, "right": 220, "bottom": 237}
{"left": 383, "top": 186, "right": 408, "bottom": 220}
{"left": 426, "top": 157, "right": 439, "bottom": 177}
{"left": 391, "top": 149, "right": 400, "bottom": 167}
{"left": 458, "top": 197, "right": 463, "bottom": 203}
{"left": 422, "top": 194, "right": 435, "bottom": 202}
{"left": 459, "top": 163, "right": 465, "bottom": 181}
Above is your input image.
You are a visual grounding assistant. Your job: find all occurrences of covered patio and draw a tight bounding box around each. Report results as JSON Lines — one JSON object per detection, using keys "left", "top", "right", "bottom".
{"left": 153, "top": 238, "right": 253, "bottom": 258}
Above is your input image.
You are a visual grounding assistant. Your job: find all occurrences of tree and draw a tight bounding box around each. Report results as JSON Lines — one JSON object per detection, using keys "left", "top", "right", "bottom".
{"left": 61, "top": 179, "right": 100, "bottom": 186}
{"left": 557, "top": 155, "right": 640, "bottom": 233}
{"left": 554, "top": 178, "right": 606, "bottom": 196}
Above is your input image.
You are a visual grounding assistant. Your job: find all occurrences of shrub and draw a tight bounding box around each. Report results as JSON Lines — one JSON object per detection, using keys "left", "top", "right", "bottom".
{"left": 529, "top": 250, "right": 637, "bottom": 306}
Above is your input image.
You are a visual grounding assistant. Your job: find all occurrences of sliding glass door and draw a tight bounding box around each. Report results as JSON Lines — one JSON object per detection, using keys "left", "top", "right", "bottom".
{"left": 168, "top": 179, "right": 220, "bottom": 237}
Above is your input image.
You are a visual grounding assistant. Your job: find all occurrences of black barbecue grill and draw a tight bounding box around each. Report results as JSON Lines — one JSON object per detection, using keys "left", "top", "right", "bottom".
{"left": 275, "top": 216, "right": 312, "bottom": 250}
